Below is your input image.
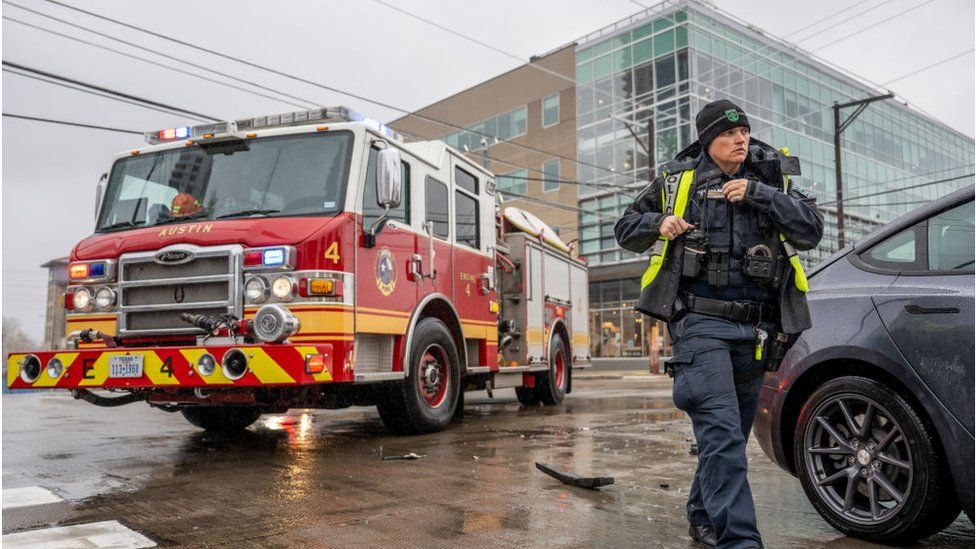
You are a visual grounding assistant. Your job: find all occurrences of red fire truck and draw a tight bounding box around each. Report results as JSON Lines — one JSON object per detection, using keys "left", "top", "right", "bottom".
{"left": 7, "top": 107, "right": 590, "bottom": 433}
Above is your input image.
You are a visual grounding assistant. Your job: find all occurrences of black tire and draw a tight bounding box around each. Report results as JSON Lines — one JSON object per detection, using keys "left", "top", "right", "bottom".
{"left": 515, "top": 386, "right": 541, "bottom": 406}
{"left": 376, "top": 318, "right": 461, "bottom": 434}
{"left": 793, "top": 376, "right": 959, "bottom": 543}
{"left": 181, "top": 406, "right": 263, "bottom": 432}
{"left": 535, "top": 333, "right": 569, "bottom": 406}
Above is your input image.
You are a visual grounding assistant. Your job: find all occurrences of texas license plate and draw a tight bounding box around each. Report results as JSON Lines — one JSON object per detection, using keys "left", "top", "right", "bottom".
{"left": 109, "top": 355, "right": 144, "bottom": 378}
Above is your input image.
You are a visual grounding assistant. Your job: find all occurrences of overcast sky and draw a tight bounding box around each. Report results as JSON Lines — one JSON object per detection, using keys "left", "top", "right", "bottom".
{"left": 2, "top": 0, "right": 974, "bottom": 340}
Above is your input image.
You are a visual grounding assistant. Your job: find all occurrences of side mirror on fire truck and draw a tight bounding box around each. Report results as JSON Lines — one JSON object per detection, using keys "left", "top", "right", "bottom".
{"left": 364, "top": 144, "right": 402, "bottom": 248}
{"left": 94, "top": 172, "right": 108, "bottom": 226}
{"left": 376, "top": 146, "right": 402, "bottom": 210}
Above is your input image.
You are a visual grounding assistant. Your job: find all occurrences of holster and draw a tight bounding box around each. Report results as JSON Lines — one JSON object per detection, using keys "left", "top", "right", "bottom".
{"left": 764, "top": 331, "right": 800, "bottom": 372}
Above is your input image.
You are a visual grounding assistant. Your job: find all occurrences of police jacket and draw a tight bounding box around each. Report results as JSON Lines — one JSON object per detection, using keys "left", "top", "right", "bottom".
{"left": 614, "top": 139, "right": 824, "bottom": 334}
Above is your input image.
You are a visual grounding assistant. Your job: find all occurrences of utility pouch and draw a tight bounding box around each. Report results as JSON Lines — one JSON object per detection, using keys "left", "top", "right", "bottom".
{"left": 744, "top": 244, "right": 775, "bottom": 281}
{"left": 707, "top": 250, "right": 730, "bottom": 287}
{"left": 682, "top": 230, "right": 708, "bottom": 278}
{"left": 764, "top": 331, "right": 795, "bottom": 372}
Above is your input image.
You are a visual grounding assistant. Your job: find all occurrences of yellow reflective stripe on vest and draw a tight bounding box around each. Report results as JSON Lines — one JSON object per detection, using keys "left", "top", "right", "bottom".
{"left": 779, "top": 233, "right": 809, "bottom": 292}
{"left": 641, "top": 169, "right": 695, "bottom": 289}
{"left": 777, "top": 146, "right": 809, "bottom": 293}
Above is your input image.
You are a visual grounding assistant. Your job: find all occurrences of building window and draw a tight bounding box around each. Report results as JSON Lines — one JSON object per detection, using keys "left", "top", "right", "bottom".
{"left": 543, "top": 160, "right": 560, "bottom": 192}
{"left": 542, "top": 94, "right": 560, "bottom": 128}
{"left": 512, "top": 106, "right": 527, "bottom": 137}
{"left": 497, "top": 168, "right": 527, "bottom": 195}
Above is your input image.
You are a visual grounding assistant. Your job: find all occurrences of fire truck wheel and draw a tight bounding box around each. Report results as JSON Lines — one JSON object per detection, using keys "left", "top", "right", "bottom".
{"left": 536, "top": 334, "right": 569, "bottom": 406}
{"left": 515, "top": 386, "right": 541, "bottom": 406}
{"left": 180, "top": 406, "right": 263, "bottom": 432}
{"left": 377, "top": 317, "right": 461, "bottom": 434}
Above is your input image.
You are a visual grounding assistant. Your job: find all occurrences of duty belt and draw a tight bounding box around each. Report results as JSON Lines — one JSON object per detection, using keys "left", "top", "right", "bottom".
{"left": 682, "top": 293, "right": 776, "bottom": 324}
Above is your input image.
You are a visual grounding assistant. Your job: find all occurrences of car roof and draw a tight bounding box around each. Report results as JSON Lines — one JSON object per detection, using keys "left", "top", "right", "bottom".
{"left": 808, "top": 184, "right": 974, "bottom": 277}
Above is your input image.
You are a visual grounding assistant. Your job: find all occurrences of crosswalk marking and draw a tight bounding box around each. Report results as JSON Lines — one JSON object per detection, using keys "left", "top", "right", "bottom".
{"left": 2, "top": 520, "right": 156, "bottom": 548}
{"left": 2, "top": 486, "right": 64, "bottom": 509}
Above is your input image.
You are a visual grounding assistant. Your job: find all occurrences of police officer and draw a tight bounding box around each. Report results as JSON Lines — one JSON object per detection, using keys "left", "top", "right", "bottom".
{"left": 615, "top": 99, "right": 823, "bottom": 548}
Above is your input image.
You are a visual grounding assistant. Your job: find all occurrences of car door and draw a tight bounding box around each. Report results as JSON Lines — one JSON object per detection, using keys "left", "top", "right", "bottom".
{"left": 868, "top": 199, "right": 975, "bottom": 433}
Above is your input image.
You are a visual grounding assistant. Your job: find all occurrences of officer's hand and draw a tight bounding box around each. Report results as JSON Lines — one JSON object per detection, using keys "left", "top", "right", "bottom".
{"left": 658, "top": 215, "right": 694, "bottom": 240}
{"left": 722, "top": 179, "right": 750, "bottom": 203}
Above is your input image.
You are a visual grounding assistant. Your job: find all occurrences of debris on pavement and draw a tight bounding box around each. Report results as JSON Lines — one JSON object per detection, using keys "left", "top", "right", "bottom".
{"left": 689, "top": 443, "right": 698, "bottom": 456}
{"left": 535, "top": 461, "right": 614, "bottom": 489}
{"left": 382, "top": 452, "right": 426, "bottom": 461}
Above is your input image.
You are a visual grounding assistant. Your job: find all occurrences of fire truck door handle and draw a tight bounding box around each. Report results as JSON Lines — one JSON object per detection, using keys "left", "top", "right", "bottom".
{"left": 480, "top": 273, "right": 491, "bottom": 295}
{"left": 410, "top": 254, "right": 424, "bottom": 281}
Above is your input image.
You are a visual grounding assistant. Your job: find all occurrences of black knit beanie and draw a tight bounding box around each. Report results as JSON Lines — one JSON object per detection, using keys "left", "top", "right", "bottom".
{"left": 696, "top": 99, "right": 750, "bottom": 149}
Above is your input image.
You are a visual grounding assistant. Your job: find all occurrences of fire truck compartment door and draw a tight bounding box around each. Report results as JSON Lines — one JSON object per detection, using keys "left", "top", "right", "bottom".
{"left": 526, "top": 246, "right": 545, "bottom": 361}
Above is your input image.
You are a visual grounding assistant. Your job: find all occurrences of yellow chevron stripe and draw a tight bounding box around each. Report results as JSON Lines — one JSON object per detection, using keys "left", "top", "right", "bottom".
{"left": 7, "top": 355, "right": 23, "bottom": 386}
{"left": 294, "top": 346, "right": 333, "bottom": 382}
{"left": 32, "top": 352, "right": 79, "bottom": 388}
{"left": 246, "top": 347, "right": 295, "bottom": 384}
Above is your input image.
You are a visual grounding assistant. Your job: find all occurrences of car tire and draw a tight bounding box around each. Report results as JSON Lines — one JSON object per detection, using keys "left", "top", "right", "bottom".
{"left": 535, "top": 333, "right": 569, "bottom": 406}
{"left": 376, "top": 318, "right": 460, "bottom": 434}
{"left": 793, "top": 376, "right": 959, "bottom": 542}
{"left": 181, "top": 406, "right": 263, "bottom": 432}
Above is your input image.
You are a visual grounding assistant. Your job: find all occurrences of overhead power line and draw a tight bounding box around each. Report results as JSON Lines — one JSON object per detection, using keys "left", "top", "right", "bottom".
{"left": 818, "top": 173, "right": 974, "bottom": 207}
{"left": 790, "top": 0, "right": 898, "bottom": 43}
{"left": 882, "top": 48, "right": 975, "bottom": 86}
{"left": 3, "top": 113, "right": 142, "bottom": 134}
{"left": 3, "top": 67, "right": 209, "bottom": 122}
{"left": 2, "top": 60, "right": 219, "bottom": 122}
{"left": 35, "top": 0, "right": 638, "bottom": 185}
{"left": 808, "top": 0, "right": 940, "bottom": 52}
{"left": 2, "top": 15, "right": 311, "bottom": 110}
{"left": 2, "top": 2, "right": 320, "bottom": 109}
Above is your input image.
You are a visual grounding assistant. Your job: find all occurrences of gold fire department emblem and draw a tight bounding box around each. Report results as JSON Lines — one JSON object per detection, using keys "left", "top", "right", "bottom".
{"left": 375, "top": 247, "right": 396, "bottom": 297}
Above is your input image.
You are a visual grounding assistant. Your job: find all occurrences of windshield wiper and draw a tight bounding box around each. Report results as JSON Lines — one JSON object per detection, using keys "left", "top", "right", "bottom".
{"left": 154, "top": 210, "right": 211, "bottom": 225}
{"left": 99, "top": 220, "right": 146, "bottom": 232}
{"left": 216, "top": 209, "right": 281, "bottom": 219}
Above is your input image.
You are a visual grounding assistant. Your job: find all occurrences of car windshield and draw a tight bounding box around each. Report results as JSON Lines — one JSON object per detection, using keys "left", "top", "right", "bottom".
{"left": 96, "top": 131, "right": 353, "bottom": 231}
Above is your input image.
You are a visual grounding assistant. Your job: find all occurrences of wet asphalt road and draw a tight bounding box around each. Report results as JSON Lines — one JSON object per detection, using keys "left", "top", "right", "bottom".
{"left": 2, "top": 374, "right": 973, "bottom": 548}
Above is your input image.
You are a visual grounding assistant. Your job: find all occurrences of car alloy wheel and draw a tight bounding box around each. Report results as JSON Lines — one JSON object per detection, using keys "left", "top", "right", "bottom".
{"left": 803, "top": 393, "right": 912, "bottom": 525}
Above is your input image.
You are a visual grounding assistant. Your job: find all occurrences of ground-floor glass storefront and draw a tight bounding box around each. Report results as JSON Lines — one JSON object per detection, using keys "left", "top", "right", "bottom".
{"left": 589, "top": 277, "right": 672, "bottom": 360}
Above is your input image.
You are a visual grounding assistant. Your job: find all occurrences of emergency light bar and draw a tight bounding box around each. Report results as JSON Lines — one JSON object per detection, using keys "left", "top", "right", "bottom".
{"left": 144, "top": 106, "right": 401, "bottom": 145}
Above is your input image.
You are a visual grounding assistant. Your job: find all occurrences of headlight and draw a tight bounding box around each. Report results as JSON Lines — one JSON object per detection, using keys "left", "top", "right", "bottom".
{"left": 46, "top": 357, "right": 63, "bottom": 378}
{"left": 196, "top": 354, "right": 216, "bottom": 376}
{"left": 73, "top": 287, "right": 93, "bottom": 312}
{"left": 244, "top": 276, "right": 269, "bottom": 303}
{"left": 271, "top": 276, "right": 295, "bottom": 301}
{"left": 94, "top": 286, "right": 116, "bottom": 310}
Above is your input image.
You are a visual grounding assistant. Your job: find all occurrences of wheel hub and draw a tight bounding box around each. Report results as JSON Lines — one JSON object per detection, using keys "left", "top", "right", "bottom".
{"left": 856, "top": 448, "right": 872, "bottom": 467}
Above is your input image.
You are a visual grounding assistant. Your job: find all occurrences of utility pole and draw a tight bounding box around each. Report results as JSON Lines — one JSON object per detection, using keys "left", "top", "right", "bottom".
{"left": 832, "top": 92, "right": 894, "bottom": 249}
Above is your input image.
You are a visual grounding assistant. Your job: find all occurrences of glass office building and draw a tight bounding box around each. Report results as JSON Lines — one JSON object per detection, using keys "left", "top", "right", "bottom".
{"left": 575, "top": 0, "right": 975, "bottom": 358}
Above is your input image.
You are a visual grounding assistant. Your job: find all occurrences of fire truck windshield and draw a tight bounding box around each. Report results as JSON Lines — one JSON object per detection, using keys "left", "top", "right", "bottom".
{"left": 96, "top": 131, "right": 353, "bottom": 232}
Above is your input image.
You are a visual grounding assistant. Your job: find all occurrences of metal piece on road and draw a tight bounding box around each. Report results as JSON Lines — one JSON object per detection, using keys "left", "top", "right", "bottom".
{"left": 535, "top": 461, "right": 614, "bottom": 490}
{"left": 382, "top": 452, "right": 427, "bottom": 461}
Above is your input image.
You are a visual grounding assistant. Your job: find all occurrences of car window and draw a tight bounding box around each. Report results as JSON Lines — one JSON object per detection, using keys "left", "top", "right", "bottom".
{"left": 861, "top": 225, "right": 924, "bottom": 271}
{"left": 425, "top": 176, "right": 449, "bottom": 239}
{"left": 928, "top": 200, "right": 975, "bottom": 271}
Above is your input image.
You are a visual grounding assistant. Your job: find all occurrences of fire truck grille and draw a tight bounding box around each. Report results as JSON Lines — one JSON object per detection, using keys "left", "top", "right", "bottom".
{"left": 117, "top": 246, "right": 242, "bottom": 336}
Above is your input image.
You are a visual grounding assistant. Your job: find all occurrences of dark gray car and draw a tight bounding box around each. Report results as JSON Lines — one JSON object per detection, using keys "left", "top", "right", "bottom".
{"left": 755, "top": 185, "right": 974, "bottom": 543}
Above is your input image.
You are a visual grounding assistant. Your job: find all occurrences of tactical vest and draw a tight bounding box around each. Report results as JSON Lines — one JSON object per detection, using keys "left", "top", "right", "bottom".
{"left": 639, "top": 155, "right": 809, "bottom": 308}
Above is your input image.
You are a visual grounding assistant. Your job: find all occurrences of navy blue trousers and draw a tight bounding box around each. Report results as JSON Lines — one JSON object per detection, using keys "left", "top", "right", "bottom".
{"left": 668, "top": 312, "right": 774, "bottom": 549}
